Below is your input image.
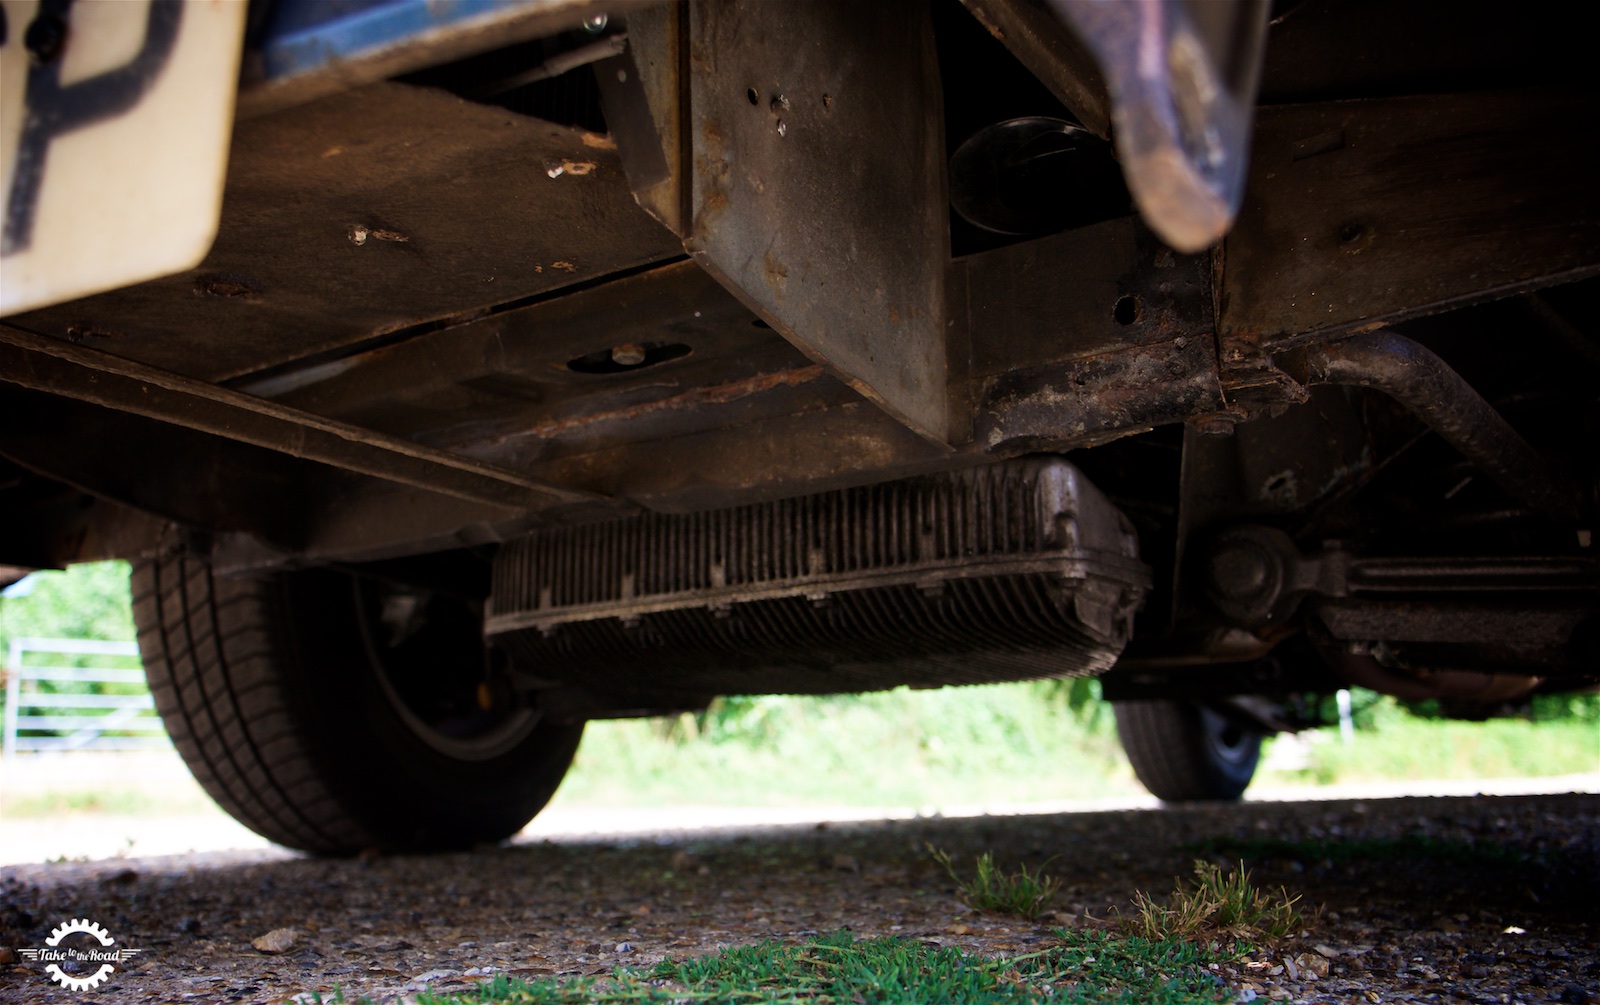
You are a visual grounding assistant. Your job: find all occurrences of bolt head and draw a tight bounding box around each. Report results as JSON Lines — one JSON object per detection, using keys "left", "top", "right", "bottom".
{"left": 1192, "top": 414, "right": 1237, "bottom": 437}
{"left": 611, "top": 343, "right": 647, "bottom": 366}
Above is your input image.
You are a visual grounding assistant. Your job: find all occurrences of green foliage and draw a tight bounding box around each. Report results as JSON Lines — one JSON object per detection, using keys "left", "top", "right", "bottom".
{"left": 556, "top": 681, "right": 1136, "bottom": 810}
{"left": 1288, "top": 715, "right": 1599, "bottom": 783}
{"left": 0, "top": 561, "right": 135, "bottom": 655}
{"left": 1323, "top": 687, "right": 1600, "bottom": 730}
{"left": 928, "top": 844, "right": 1061, "bottom": 920}
{"left": 1125, "top": 861, "right": 1305, "bottom": 944}
{"left": 313, "top": 929, "right": 1237, "bottom": 1004}
{"left": 0, "top": 562, "right": 140, "bottom": 732}
{"left": 1528, "top": 691, "right": 1600, "bottom": 723}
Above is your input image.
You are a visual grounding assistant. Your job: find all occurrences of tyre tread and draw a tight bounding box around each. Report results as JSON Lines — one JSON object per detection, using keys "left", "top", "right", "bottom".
{"left": 133, "top": 557, "right": 365, "bottom": 853}
{"left": 1113, "top": 699, "right": 1259, "bottom": 802}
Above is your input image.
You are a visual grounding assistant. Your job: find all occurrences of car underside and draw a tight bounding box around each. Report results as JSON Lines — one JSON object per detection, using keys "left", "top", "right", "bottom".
{"left": 1, "top": 0, "right": 1595, "bottom": 852}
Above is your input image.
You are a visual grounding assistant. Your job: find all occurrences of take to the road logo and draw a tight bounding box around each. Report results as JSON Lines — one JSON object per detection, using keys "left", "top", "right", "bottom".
{"left": 18, "top": 918, "right": 143, "bottom": 991}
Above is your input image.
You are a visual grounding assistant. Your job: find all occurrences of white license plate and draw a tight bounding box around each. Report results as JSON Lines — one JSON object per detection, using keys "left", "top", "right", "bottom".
{"left": 1, "top": 0, "right": 247, "bottom": 316}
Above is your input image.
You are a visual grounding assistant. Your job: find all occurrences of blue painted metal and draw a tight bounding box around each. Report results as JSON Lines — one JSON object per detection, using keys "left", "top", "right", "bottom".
{"left": 258, "top": 0, "right": 546, "bottom": 82}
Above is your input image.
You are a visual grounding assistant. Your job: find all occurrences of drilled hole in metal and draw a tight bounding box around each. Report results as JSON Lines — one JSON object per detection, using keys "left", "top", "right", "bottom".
{"left": 1113, "top": 295, "right": 1140, "bottom": 326}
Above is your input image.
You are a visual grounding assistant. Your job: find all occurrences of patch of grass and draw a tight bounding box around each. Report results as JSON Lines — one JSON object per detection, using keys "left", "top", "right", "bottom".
{"left": 304, "top": 930, "right": 1236, "bottom": 1004}
{"left": 1262, "top": 709, "right": 1600, "bottom": 787}
{"left": 1125, "top": 861, "right": 1305, "bottom": 944}
{"left": 3, "top": 786, "right": 216, "bottom": 817}
{"left": 928, "top": 845, "right": 1061, "bottom": 920}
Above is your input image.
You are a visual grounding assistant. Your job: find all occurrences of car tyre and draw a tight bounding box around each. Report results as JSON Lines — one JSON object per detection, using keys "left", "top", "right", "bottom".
{"left": 131, "top": 554, "right": 582, "bottom": 854}
{"left": 1112, "top": 699, "right": 1262, "bottom": 802}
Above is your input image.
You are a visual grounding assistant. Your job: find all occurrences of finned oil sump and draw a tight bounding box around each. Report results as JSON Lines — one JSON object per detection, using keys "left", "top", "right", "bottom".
{"left": 486, "top": 458, "right": 1150, "bottom": 704}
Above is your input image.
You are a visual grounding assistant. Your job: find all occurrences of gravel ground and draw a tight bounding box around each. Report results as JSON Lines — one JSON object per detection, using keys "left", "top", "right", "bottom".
{"left": 1, "top": 791, "right": 1597, "bottom": 1005}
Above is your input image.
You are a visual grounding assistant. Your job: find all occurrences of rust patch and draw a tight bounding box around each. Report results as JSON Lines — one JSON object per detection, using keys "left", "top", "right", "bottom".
{"left": 347, "top": 225, "right": 408, "bottom": 245}
{"left": 580, "top": 132, "right": 617, "bottom": 151}
{"left": 193, "top": 274, "right": 261, "bottom": 300}
{"left": 64, "top": 322, "right": 128, "bottom": 341}
{"left": 551, "top": 261, "right": 579, "bottom": 273}
{"left": 508, "top": 365, "right": 827, "bottom": 441}
{"left": 763, "top": 253, "right": 789, "bottom": 294}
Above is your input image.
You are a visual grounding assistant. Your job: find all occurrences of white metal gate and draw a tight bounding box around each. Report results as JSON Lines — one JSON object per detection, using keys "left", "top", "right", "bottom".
{"left": 2, "top": 638, "right": 163, "bottom": 756}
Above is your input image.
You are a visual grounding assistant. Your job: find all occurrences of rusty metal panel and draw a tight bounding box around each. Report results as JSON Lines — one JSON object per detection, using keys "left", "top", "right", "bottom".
{"left": 684, "top": 0, "right": 952, "bottom": 444}
{"left": 613, "top": 2, "right": 691, "bottom": 236}
{"left": 975, "top": 335, "right": 1225, "bottom": 455}
{"left": 1221, "top": 91, "right": 1600, "bottom": 345}
{"left": 10, "top": 82, "right": 683, "bottom": 383}
{"left": 961, "top": 217, "right": 1214, "bottom": 379}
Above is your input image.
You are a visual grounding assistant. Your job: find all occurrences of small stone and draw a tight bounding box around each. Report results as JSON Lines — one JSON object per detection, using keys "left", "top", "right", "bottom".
{"left": 1296, "top": 953, "right": 1330, "bottom": 978}
{"left": 615, "top": 942, "right": 635, "bottom": 954}
{"left": 406, "top": 969, "right": 456, "bottom": 991}
{"left": 0, "top": 947, "right": 18, "bottom": 965}
{"left": 947, "top": 924, "right": 971, "bottom": 935}
{"left": 251, "top": 928, "right": 300, "bottom": 954}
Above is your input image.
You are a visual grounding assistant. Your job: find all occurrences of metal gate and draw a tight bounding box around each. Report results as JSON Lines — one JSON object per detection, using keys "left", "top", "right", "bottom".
{"left": 2, "top": 638, "right": 162, "bottom": 756}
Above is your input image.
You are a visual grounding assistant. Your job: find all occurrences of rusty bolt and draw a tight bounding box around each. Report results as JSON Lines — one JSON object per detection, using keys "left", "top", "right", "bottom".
{"left": 1192, "top": 414, "right": 1237, "bottom": 437}
{"left": 611, "top": 343, "right": 647, "bottom": 366}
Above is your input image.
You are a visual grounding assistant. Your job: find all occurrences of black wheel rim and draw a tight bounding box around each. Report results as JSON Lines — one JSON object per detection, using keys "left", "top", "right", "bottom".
{"left": 352, "top": 578, "right": 538, "bottom": 761}
{"left": 1199, "top": 706, "right": 1258, "bottom": 770}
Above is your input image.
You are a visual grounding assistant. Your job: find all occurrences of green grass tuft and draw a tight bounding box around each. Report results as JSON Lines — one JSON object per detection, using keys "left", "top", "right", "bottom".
{"left": 1125, "top": 861, "right": 1306, "bottom": 943}
{"left": 928, "top": 844, "right": 1062, "bottom": 920}
{"left": 301, "top": 930, "right": 1237, "bottom": 1004}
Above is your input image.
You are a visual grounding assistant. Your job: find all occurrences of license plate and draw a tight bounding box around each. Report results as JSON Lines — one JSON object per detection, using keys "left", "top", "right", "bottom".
{"left": 1, "top": 0, "right": 247, "bottom": 316}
